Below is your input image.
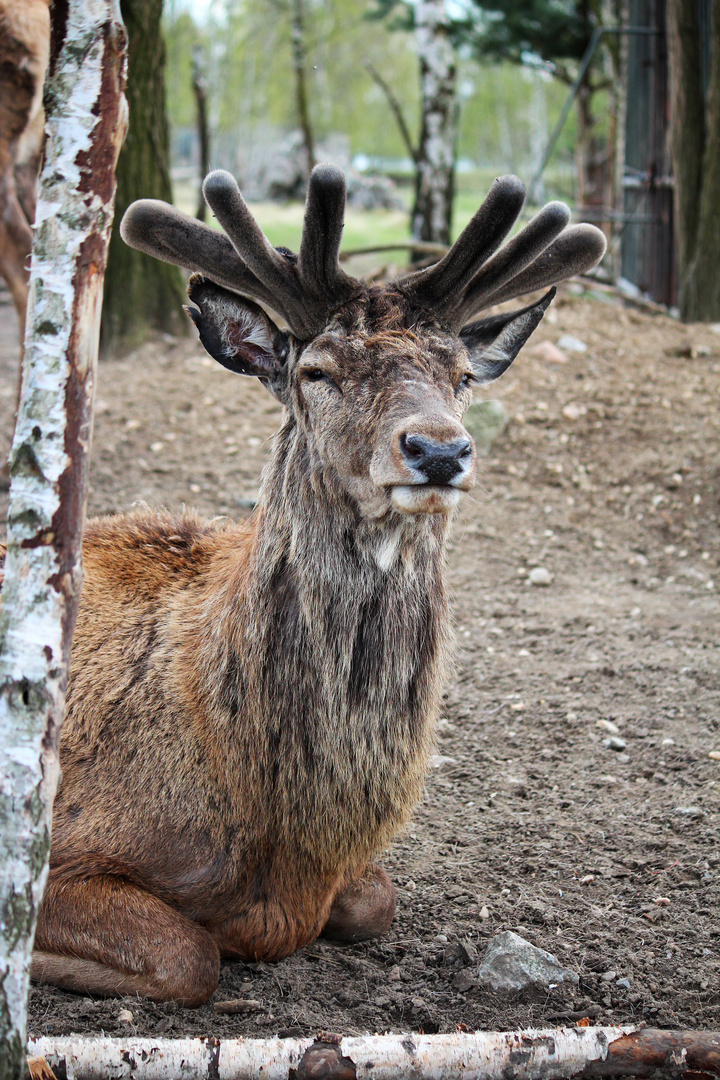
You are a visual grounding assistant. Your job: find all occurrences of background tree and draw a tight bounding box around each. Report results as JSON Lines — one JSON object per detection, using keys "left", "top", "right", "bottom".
{"left": 462, "top": 0, "right": 609, "bottom": 207}
{"left": 101, "top": 0, "right": 186, "bottom": 351}
{"left": 667, "top": 0, "right": 720, "bottom": 321}
{"left": 368, "top": 0, "right": 460, "bottom": 245}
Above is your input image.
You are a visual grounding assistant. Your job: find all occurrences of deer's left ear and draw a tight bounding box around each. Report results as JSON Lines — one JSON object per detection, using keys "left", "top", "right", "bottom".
{"left": 185, "top": 275, "right": 289, "bottom": 396}
{"left": 460, "top": 287, "right": 555, "bottom": 385}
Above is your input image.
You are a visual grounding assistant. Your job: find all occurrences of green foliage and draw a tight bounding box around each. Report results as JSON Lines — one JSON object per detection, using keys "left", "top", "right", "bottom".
{"left": 463, "top": 0, "right": 595, "bottom": 69}
{"left": 162, "top": 0, "right": 596, "bottom": 223}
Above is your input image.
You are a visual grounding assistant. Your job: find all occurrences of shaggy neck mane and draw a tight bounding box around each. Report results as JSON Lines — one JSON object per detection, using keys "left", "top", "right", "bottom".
{"left": 204, "top": 411, "right": 454, "bottom": 869}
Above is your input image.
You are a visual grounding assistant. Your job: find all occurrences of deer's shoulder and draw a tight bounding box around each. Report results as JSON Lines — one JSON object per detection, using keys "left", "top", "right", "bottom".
{"left": 82, "top": 508, "right": 251, "bottom": 599}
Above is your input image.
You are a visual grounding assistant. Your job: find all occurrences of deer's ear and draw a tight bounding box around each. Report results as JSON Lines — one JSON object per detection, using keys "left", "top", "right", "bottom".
{"left": 185, "top": 275, "right": 288, "bottom": 389}
{"left": 460, "top": 287, "right": 555, "bottom": 385}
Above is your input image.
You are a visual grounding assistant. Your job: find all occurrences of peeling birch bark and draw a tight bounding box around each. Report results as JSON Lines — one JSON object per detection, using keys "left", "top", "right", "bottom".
{"left": 26, "top": 1027, "right": 720, "bottom": 1080}
{"left": 412, "top": 0, "right": 457, "bottom": 246}
{"left": 0, "top": 1, "right": 127, "bottom": 1076}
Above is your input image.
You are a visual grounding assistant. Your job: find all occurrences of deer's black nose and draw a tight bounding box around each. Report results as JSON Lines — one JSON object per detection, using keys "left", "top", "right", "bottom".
{"left": 400, "top": 433, "right": 473, "bottom": 485}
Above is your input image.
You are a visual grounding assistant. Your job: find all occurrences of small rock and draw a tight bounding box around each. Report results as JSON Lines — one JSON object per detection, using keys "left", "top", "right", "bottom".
{"left": 429, "top": 754, "right": 456, "bottom": 769}
{"left": 596, "top": 719, "right": 620, "bottom": 735}
{"left": 562, "top": 402, "right": 586, "bottom": 420}
{"left": 531, "top": 340, "right": 568, "bottom": 364}
{"left": 476, "top": 931, "right": 578, "bottom": 1000}
{"left": 616, "top": 978, "right": 632, "bottom": 989}
{"left": 674, "top": 806, "right": 705, "bottom": 819}
{"left": 600, "top": 970, "right": 617, "bottom": 982}
{"left": 388, "top": 965, "right": 402, "bottom": 981}
{"left": 661, "top": 737, "right": 676, "bottom": 746}
{"left": 117, "top": 1009, "right": 134, "bottom": 1023}
{"left": 464, "top": 400, "right": 509, "bottom": 455}
{"left": 459, "top": 937, "right": 479, "bottom": 962}
{"left": 557, "top": 333, "right": 587, "bottom": 353}
{"left": 653, "top": 897, "right": 671, "bottom": 906}
{"left": 529, "top": 567, "right": 553, "bottom": 586}
{"left": 579, "top": 875, "right": 595, "bottom": 885}
{"left": 603, "top": 736, "right": 627, "bottom": 751}
{"left": 149, "top": 441, "right": 164, "bottom": 453}
{"left": 479, "top": 905, "right": 490, "bottom": 920}
{"left": 709, "top": 751, "right": 720, "bottom": 761}
{"left": 453, "top": 971, "right": 477, "bottom": 992}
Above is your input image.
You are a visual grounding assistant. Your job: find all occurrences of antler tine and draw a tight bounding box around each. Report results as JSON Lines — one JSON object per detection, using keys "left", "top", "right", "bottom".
{"left": 202, "top": 170, "right": 321, "bottom": 332}
{"left": 455, "top": 201, "right": 571, "bottom": 326}
{"left": 459, "top": 223, "right": 607, "bottom": 321}
{"left": 298, "top": 164, "right": 361, "bottom": 303}
{"left": 400, "top": 175, "right": 526, "bottom": 310}
{"left": 120, "top": 200, "right": 279, "bottom": 311}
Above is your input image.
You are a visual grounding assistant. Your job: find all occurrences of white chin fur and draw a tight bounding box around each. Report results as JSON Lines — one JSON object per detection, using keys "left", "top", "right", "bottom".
{"left": 391, "top": 485, "right": 462, "bottom": 515}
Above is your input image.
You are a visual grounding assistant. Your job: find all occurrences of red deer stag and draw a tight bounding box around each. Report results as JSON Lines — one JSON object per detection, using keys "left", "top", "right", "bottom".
{"left": 11, "top": 167, "right": 605, "bottom": 1005}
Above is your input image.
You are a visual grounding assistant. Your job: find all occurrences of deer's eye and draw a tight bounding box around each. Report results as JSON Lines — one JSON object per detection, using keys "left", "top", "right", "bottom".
{"left": 300, "top": 367, "right": 340, "bottom": 392}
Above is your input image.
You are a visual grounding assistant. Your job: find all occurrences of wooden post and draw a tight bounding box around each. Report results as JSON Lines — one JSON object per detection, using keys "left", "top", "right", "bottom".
{"left": 0, "top": 2, "right": 127, "bottom": 1077}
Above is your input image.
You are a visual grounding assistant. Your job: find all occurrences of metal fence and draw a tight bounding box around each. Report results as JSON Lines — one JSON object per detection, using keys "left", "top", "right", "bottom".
{"left": 621, "top": 0, "right": 712, "bottom": 307}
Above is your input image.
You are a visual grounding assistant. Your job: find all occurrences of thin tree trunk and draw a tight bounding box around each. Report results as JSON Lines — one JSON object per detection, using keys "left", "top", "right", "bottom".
{"left": 690, "top": 0, "right": 720, "bottom": 319}
{"left": 667, "top": 0, "right": 706, "bottom": 318}
{"left": 412, "top": 0, "right": 457, "bottom": 246}
{"left": 101, "top": 0, "right": 185, "bottom": 352}
{"left": 192, "top": 47, "right": 210, "bottom": 222}
{"left": 290, "top": 0, "right": 315, "bottom": 178}
{"left": 0, "top": 2, "right": 127, "bottom": 1077}
{"left": 363, "top": 60, "right": 418, "bottom": 166}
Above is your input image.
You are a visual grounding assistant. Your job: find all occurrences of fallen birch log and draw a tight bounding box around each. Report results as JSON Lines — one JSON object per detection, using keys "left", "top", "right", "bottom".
{"left": 27, "top": 1027, "right": 720, "bottom": 1080}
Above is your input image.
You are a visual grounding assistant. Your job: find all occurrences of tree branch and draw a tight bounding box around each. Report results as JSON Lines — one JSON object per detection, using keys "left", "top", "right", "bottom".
{"left": 363, "top": 59, "right": 418, "bottom": 163}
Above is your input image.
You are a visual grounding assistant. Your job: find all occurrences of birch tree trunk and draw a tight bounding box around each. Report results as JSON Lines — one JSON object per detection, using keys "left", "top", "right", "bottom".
{"left": 0, "top": 3, "right": 127, "bottom": 1077}
{"left": 411, "top": 0, "right": 457, "bottom": 246}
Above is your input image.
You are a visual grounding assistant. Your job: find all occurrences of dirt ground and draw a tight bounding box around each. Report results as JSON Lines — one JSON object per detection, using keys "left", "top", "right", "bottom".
{"left": 1, "top": 276, "right": 719, "bottom": 1042}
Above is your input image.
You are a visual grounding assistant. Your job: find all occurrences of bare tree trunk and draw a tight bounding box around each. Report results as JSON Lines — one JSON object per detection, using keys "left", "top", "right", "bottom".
{"left": 290, "top": 0, "right": 315, "bottom": 178}
{"left": 667, "top": 0, "right": 720, "bottom": 320}
{"left": 411, "top": 0, "right": 457, "bottom": 246}
{"left": 691, "top": 0, "right": 720, "bottom": 318}
{"left": 0, "top": 2, "right": 127, "bottom": 1077}
{"left": 192, "top": 46, "right": 210, "bottom": 222}
{"left": 101, "top": 0, "right": 184, "bottom": 352}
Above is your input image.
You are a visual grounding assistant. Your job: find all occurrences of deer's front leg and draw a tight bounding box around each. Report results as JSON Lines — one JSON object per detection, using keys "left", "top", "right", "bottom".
{"left": 322, "top": 865, "right": 396, "bottom": 942}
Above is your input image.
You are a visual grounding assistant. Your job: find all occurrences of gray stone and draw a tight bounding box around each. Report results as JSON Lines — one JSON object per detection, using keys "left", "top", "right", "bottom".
{"left": 476, "top": 931, "right": 579, "bottom": 1000}
{"left": 463, "top": 400, "right": 509, "bottom": 455}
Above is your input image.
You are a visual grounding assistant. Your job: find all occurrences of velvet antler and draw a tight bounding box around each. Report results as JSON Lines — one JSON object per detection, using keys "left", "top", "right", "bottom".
{"left": 121, "top": 165, "right": 364, "bottom": 340}
{"left": 399, "top": 176, "right": 606, "bottom": 328}
{"left": 120, "top": 166, "right": 606, "bottom": 338}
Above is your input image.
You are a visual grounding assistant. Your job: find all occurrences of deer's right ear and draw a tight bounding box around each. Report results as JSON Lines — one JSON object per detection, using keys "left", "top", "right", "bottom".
{"left": 185, "top": 275, "right": 289, "bottom": 394}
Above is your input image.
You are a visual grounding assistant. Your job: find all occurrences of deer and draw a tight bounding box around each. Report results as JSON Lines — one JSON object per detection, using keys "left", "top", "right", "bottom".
{"left": 8, "top": 165, "right": 605, "bottom": 1006}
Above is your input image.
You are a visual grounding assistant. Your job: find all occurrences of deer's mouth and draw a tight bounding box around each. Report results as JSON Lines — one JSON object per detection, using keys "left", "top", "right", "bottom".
{"left": 390, "top": 484, "right": 463, "bottom": 515}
